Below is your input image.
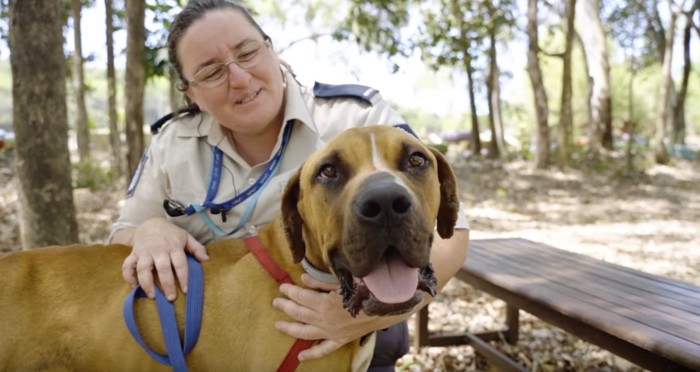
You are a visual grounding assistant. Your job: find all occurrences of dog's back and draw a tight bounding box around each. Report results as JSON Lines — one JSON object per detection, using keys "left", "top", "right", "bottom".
{"left": 0, "top": 236, "right": 365, "bottom": 371}
{"left": 0, "top": 244, "right": 151, "bottom": 371}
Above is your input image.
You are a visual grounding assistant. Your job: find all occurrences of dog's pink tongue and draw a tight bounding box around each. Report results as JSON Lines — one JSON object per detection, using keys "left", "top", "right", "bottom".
{"left": 360, "top": 255, "right": 419, "bottom": 304}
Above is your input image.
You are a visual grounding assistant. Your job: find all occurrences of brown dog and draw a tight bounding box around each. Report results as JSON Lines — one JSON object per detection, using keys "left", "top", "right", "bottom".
{"left": 0, "top": 126, "right": 459, "bottom": 371}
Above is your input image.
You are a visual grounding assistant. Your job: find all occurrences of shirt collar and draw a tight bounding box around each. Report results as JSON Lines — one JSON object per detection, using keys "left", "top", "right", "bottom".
{"left": 283, "top": 73, "right": 316, "bottom": 133}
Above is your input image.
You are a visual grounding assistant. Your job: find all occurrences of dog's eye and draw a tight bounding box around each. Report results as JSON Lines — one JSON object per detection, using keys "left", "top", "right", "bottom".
{"left": 408, "top": 152, "right": 427, "bottom": 168}
{"left": 318, "top": 164, "right": 338, "bottom": 180}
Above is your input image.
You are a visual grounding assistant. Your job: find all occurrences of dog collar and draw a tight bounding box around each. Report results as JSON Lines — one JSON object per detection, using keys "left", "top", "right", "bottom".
{"left": 301, "top": 258, "right": 339, "bottom": 284}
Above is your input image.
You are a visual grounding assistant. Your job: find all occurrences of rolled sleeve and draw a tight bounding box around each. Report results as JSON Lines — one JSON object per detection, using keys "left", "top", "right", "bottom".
{"left": 110, "top": 146, "right": 168, "bottom": 241}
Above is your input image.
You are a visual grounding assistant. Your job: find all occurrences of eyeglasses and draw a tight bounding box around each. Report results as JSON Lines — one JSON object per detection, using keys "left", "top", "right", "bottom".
{"left": 188, "top": 39, "right": 271, "bottom": 89}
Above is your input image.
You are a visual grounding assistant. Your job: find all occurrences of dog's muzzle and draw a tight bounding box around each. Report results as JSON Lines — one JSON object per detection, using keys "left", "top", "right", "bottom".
{"left": 333, "top": 173, "right": 438, "bottom": 317}
{"left": 339, "top": 263, "right": 437, "bottom": 317}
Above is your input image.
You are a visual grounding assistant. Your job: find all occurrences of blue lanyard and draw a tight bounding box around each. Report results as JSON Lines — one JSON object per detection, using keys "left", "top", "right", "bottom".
{"left": 180, "top": 121, "right": 294, "bottom": 236}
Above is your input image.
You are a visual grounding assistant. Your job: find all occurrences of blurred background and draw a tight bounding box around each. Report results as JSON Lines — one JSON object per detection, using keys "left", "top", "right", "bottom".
{"left": 1, "top": 1, "right": 699, "bottom": 370}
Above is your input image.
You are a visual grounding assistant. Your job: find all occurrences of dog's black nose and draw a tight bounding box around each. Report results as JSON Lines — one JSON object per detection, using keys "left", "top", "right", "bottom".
{"left": 355, "top": 176, "right": 413, "bottom": 225}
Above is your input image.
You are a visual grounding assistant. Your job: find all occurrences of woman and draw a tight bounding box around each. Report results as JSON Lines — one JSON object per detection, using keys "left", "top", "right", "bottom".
{"left": 111, "top": 0, "right": 470, "bottom": 369}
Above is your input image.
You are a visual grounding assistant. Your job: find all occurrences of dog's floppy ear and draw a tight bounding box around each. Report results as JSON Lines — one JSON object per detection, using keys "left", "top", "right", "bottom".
{"left": 281, "top": 166, "right": 306, "bottom": 263}
{"left": 430, "top": 147, "right": 459, "bottom": 239}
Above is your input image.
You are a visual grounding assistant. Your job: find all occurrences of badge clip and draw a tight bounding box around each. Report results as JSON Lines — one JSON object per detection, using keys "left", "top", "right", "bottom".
{"left": 163, "top": 199, "right": 186, "bottom": 217}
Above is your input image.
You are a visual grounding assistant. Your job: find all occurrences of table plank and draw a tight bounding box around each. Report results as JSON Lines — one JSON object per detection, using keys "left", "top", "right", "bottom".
{"left": 460, "top": 238, "right": 700, "bottom": 371}
{"left": 468, "top": 244, "right": 700, "bottom": 332}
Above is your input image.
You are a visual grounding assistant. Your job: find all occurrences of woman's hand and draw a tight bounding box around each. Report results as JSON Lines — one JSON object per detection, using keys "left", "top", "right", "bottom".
{"left": 272, "top": 274, "right": 399, "bottom": 361}
{"left": 120, "top": 217, "right": 209, "bottom": 301}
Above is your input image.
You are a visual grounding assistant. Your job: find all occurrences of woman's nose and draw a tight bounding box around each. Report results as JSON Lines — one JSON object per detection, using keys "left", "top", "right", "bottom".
{"left": 227, "top": 62, "right": 250, "bottom": 87}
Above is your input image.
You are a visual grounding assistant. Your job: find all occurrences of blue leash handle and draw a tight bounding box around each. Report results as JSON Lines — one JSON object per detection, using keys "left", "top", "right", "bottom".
{"left": 123, "top": 255, "right": 204, "bottom": 372}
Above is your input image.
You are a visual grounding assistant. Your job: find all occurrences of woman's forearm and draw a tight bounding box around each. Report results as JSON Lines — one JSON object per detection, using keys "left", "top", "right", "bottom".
{"left": 431, "top": 228, "right": 470, "bottom": 292}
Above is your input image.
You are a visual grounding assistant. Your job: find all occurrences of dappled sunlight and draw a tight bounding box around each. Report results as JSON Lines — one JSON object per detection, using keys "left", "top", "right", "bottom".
{"left": 403, "top": 158, "right": 699, "bottom": 371}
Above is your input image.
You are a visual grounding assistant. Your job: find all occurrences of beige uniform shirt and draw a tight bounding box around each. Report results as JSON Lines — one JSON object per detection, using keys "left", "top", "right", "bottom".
{"left": 112, "top": 75, "right": 468, "bottom": 243}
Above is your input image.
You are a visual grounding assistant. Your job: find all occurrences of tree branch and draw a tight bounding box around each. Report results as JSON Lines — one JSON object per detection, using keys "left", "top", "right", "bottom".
{"left": 540, "top": 50, "right": 565, "bottom": 59}
{"left": 685, "top": 0, "right": 700, "bottom": 15}
{"left": 277, "top": 32, "right": 333, "bottom": 54}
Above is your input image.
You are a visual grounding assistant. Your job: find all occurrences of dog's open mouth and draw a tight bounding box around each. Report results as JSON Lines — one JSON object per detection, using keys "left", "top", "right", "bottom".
{"left": 337, "top": 250, "right": 437, "bottom": 317}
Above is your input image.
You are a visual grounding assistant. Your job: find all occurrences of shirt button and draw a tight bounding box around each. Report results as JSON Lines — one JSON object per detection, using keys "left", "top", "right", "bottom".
{"left": 248, "top": 178, "right": 256, "bottom": 185}
{"left": 248, "top": 225, "right": 258, "bottom": 235}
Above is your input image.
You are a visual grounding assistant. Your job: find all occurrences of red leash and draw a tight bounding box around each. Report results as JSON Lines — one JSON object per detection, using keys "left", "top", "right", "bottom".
{"left": 244, "top": 236, "right": 315, "bottom": 372}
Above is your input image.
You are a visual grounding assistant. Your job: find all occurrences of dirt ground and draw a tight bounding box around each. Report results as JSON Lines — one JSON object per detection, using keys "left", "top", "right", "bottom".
{"left": 401, "top": 156, "right": 700, "bottom": 371}
{"left": 1, "top": 153, "right": 699, "bottom": 371}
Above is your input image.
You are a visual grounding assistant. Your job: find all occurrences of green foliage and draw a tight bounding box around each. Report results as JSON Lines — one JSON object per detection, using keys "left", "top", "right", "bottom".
{"left": 0, "top": 0, "right": 7, "bottom": 49}
{"left": 511, "top": 127, "right": 535, "bottom": 161}
{"left": 335, "top": 0, "right": 516, "bottom": 75}
{"left": 416, "top": 0, "right": 516, "bottom": 72}
{"left": 144, "top": 0, "right": 183, "bottom": 81}
{"left": 3, "top": 0, "right": 699, "bottom": 169}
{"left": 429, "top": 143, "right": 448, "bottom": 154}
{"left": 609, "top": 62, "right": 659, "bottom": 137}
{"left": 605, "top": 0, "right": 665, "bottom": 69}
{"left": 332, "top": 0, "right": 412, "bottom": 71}
{"left": 255, "top": 0, "right": 339, "bottom": 27}
{"left": 73, "top": 158, "right": 117, "bottom": 191}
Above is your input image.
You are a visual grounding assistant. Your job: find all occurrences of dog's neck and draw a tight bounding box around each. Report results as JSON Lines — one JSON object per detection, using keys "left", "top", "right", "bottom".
{"left": 301, "top": 257, "right": 339, "bottom": 284}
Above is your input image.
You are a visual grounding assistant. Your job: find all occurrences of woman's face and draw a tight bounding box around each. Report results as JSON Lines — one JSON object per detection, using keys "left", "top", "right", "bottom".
{"left": 178, "top": 9, "right": 285, "bottom": 136}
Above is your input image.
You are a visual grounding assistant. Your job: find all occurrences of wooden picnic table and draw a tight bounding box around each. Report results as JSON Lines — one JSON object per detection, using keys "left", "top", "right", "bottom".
{"left": 415, "top": 238, "right": 700, "bottom": 372}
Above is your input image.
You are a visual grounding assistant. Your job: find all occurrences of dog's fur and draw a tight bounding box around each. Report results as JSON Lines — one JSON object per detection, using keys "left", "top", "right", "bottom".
{"left": 0, "top": 126, "right": 459, "bottom": 371}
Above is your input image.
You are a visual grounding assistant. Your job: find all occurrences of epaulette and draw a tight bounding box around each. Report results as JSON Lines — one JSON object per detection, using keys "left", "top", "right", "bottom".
{"left": 149, "top": 107, "right": 200, "bottom": 134}
{"left": 393, "top": 124, "right": 418, "bottom": 139}
{"left": 313, "top": 82, "right": 379, "bottom": 105}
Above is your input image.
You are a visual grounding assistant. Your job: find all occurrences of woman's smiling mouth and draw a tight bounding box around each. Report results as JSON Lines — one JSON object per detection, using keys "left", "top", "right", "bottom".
{"left": 236, "top": 89, "right": 262, "bottom": 104}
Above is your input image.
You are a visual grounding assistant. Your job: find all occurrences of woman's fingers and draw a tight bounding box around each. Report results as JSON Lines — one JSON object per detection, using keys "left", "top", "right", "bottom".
{"left": 170, "top": 249, "right": 190, "bottom": 295}
{"left": 154, "top": 252, "right": 178, "bottom": 301}
{"left": 300, "top": 273, "right": 340, "bottom": 292}
{"left": 123, "top": 249, "right": 186, "bottom": 301}
{"left": 274, "top": 318, "right": 325, "bottom": 340}
{"left": 273, "top": 317, "right": 345, "bottom": 361}
{"left": 121, "top": 254, "right": 139, "bottom": 288}
{"left": 121, "top": 218, "right": 205, "bottom": 301}
{"left": 135, "top": 255, "right": 156, "bottom": 298}
{"left": 185, "top": 234, "right": 209, "bottom": 261}
{"left": 297, "top": 339, "right": 343, "bottom": 361}
{"left": 272, "top": 295, "right": 320, "bottom": 325}
{"left": 278, "top": 283, "right": 324, "bottom": 308}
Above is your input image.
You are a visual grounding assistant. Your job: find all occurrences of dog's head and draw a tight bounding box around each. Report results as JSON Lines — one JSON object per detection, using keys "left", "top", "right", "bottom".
{"left": 281, "top": 126, "right": 459, "bottom": 317}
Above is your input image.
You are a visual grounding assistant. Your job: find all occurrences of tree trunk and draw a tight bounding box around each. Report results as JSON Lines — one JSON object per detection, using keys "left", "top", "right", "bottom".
{"left": 9, "top": 0, "right": 79, "bottom": 248}
{"left": 654, "top": 3, "right": 676, "bottom": 165}
{"left": 487, "top": 26, "right": 503, "bottom": 159}
{"left": 526, "top": 0, "right": 550, "bottom": 169}
{"left": 125, "top": 0, "right": 146, "bottom": 177}
{"left": 106, "top": 0, "right": 122, "bottom": 176}
{"left": 672, "top": 1, "right": 699, "bottom": 145}
{"left": 465, "top": 54, "right": 482, "bottom": 156}
{"left": 71, "top": 0, "right": 90, "bottom": 162}
{"left": 557, "top": 0, "right": 576, "bottom": 168}
{"left": 647, "top": 0, "right": 680, "bottom": 145}
{"left": 625, "top": 55, "right": 637, "bottom": 172}
{"left": 576, "top": 0, "right": 612, "bottom": 151}
{"left": 574, "top": 30, "right": 597, "bottom": 156}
